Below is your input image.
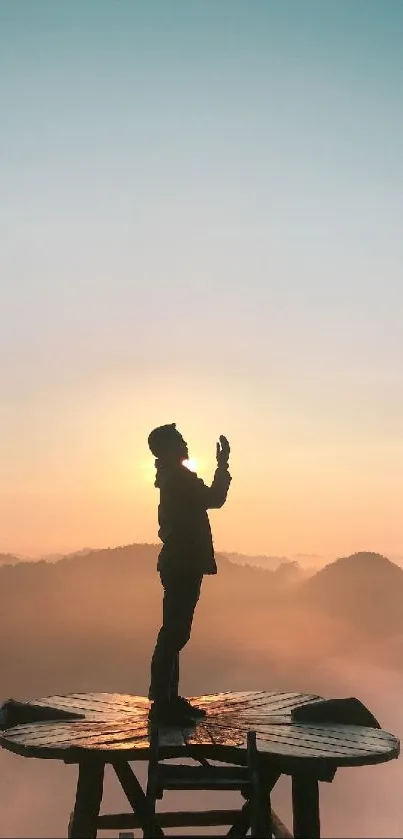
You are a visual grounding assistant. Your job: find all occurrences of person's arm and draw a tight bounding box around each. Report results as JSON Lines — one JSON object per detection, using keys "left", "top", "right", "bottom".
{"left": 186, "top": 435, "right": 232, "bottom": 510}
{"left": 203, "top": 462, "right": 232, "bottom": 509}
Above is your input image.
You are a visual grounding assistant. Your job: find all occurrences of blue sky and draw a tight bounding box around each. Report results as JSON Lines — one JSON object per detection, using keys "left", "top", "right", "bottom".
{"left": 1, "top": 1, "right": 402, "bottom": 555}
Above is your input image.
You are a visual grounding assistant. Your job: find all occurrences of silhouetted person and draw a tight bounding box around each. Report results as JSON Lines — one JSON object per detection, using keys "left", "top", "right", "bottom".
{"left": 147, "top": 423, "right": 231, "bottom": 724}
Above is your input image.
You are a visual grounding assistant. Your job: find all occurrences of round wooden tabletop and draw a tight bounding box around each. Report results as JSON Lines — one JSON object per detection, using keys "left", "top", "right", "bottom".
{"left": 0, "top": 691, "right": 399, "bottom": 773}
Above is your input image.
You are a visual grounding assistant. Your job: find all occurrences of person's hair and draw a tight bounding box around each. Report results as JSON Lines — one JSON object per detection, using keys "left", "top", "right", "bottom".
{"left": 148, "top": 423, "right": 178, "bottom": 457}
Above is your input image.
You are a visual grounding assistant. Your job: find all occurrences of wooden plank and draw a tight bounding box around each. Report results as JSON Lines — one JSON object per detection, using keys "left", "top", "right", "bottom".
{"left": 33, "top": 693, "right": 149, "bottom": 720}
{"left": 226, "top": 800, "right": 251, "bottom": 837}
{"left": 223, "top": 695, "right": 318, "bottom": 717}
{"left": 1, "top": 691, "right": 399, "bottom": 770}
{"left": 97, "top": 809, "right": 249, "bottom": 829}
{"left": 253, "top": 725, "right": 400, "bottom": 757}
{"left": 190, "top": 726, "right": 244, "bottom": 749}
{"left": 259, "top": 722, "right": 399, "bottom": 747}
{"left": 192, "top": 691, "right": 320, "bottom": 723}
{"left": 69, "top": 758, "right": 104, "bottom": 839}
{"left": 8, "top": 718, "right": 149, "bottom": 744}
{"left": 247, "top": 730, "right": 272, "bottom": 838}
{"left": 156, "top": 763, "right": 251, "bottom": 790}
{"left": 182, "top": 725, "right": 215, "bottom": 747}
{"left": 0, "top": 699, "right": 85, "bottom": 729}
{"left": 156, "top": 726, "right": 186, "bottom": 748}
{"left": 292, "top": 774, "right": 320, "bottom": 839}
{"left": 2, "top": 720, "right": 150, "bottom": 750}
{"left": 96, "top": 792, "right": 291, "bottom": 832}
{"left": 112, "top": 760, "right": 164, "bottom": 838}
{"left": 271, "top": 810, "right": 293, "bottom": 839}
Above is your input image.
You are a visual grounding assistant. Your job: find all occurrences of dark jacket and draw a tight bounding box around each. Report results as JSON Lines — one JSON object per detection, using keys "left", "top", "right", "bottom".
{"left": 154, "top": 461, "right": 231, "bottom": 575}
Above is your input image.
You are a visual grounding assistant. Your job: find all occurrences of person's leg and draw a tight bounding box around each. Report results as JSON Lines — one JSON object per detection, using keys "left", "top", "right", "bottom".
{"left": 149, "top": 572, "right": 202, "bottom": 705}
{"left": 170, "top": 652, "right": 179, "bottom": 701}
{"left": 149, "top": 573, "right": 179, "bottom": 703}
{"left": 169, "top": 575, "right": 202, "bottom": 699}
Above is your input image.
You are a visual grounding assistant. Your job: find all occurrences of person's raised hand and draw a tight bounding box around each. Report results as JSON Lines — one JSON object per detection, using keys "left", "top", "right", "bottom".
{"left": 216, "top": 435, "right": 230, "bottom": 467}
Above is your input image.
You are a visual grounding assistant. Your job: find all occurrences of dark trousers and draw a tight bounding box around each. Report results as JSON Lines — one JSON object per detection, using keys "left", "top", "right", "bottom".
{"left": 149, "top": 570, "right": 203, "bottom": 704}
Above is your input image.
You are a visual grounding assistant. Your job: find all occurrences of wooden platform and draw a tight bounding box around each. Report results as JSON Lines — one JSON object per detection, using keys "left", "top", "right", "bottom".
{"left": 0, "top": 690, "right": 400, "bottom": 838}
{"left": 1, "top": 690, "right": 398, "bottom": 770}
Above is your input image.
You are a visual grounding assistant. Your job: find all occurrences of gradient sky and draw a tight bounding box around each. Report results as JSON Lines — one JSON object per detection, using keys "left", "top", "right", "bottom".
{"left": 1, "top": 0, "right": 402, "bottom": 557}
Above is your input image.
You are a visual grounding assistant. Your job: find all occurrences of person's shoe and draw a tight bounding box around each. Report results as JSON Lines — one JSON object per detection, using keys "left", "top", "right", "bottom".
{"left": 171, "top": 696, "right": 207, "bottom": 719}
{"left": 148, "top": 700, "right": 198, "bottom": 726}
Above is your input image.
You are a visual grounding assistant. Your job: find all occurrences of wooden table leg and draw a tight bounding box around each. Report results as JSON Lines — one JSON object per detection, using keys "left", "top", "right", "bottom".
{"left": 113, "top": 760, "right": 164, "bottom": 838}
{"left": 251, "top": 765, "right": 278, "bottom": 838}
{"left": 292, "top": 774, "right": 320, "bottom": 838}
{"left": 226, "top": 800, "right": 251, "bottom": 837}
{"left": 69, "top": 758, "right": 104, "bottom": 839}
{"left": 227, "top": 768, "right": 279, "bottom": 838}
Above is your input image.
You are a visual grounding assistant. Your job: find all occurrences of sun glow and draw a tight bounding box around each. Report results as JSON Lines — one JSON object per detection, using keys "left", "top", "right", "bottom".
{"left": 183, "top": 458, "right": 198, "bottom": 473}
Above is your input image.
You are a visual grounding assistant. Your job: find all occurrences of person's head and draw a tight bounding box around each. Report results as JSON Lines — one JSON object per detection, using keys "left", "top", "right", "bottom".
{"left": 148, "top": 423, "right": 189, "bottom": 462}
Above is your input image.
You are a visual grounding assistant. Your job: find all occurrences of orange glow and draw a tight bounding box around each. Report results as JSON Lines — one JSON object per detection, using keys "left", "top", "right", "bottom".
{"left": 1, "top": 372, "right": 403, "bottom": 559}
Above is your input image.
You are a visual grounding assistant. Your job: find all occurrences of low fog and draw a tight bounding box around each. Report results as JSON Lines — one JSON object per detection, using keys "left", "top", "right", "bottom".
{"left": 0, "top": 545, "right": 402, "bottom": 837}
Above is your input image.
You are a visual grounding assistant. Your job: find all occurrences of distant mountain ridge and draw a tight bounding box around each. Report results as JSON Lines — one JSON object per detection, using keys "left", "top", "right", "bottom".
{"left": 0, "top": 544, "right": 402, "bottom": 702}
{"left": 299, "top": 551, "right": 403, "bottom": 636}
{"left": 1, "top": 544, "right": 401, "bottom": 627}
{"left": 0, "top": 553, "right": 20, "bottom": 566}
{"left": 222, "top": 551, "right": 290, "bottom": 569}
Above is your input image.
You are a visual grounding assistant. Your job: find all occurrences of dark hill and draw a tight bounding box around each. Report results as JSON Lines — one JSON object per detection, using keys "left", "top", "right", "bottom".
{"left": 0, "top": 543, "right": 297, "bottom": 699}
{"left": 0, "top": 553, "right": 20, "bottom": 566}
{"left": 298, "top": 552, "right": 403, "bottom": 636}
{"left": 1, "top": 545, "right": 400, "bottom": 702}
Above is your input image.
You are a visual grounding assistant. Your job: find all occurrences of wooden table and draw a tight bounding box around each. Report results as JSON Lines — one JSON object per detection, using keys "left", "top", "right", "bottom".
{"left": 0, "top": 690, "right": 399, "bottom": 838}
